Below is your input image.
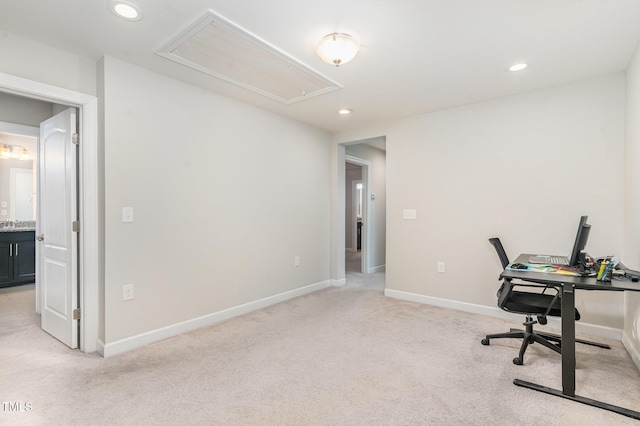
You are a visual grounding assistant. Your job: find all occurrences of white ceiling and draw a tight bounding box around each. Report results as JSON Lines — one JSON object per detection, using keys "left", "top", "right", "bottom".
{"left": 1, "top": 0, "right": 640, "bottom": 133}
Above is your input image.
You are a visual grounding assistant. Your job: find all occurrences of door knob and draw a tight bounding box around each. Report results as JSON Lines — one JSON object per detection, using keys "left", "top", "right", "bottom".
{"left": 36, "top": 234, "right": 45, "bottom": 241}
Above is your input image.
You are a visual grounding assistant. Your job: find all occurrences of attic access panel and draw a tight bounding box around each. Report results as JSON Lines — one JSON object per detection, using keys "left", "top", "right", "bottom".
{"left": 156, "top": 10, "right": 342, "bottom": 104}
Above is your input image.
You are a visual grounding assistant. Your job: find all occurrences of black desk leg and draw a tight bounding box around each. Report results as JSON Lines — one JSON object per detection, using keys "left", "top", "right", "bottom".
{"left": 513, "top": 283, "right": 640, "bottom": 420}
{"left": 561, "top": 284, "right": 576, "bottom": 396}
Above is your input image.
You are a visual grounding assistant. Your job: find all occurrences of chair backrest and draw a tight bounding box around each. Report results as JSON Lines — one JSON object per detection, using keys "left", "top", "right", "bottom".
{"left": 489, "top": 238, "right": 510, "bottom": 269}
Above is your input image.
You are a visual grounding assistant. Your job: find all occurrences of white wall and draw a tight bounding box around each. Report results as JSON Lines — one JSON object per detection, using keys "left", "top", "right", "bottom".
{"left": 334, "top": 73, "right": 626, "bottom": 329}
{"left": 100, "top": 57, "right": 331, "bottom": 346}
{"left": 0, "top": 32, "right": 96, "bottom": 96}
{"left": 0, "top": 93, "right": 55, "bottom": 126}
{"left": 624, "top": 41, "right": 640, "bottom": 364}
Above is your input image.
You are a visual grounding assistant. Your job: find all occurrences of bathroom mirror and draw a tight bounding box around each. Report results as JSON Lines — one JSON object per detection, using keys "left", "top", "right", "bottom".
{"left": 0, "top": 132, "right": 36, "bottom": 221}
{"left": 11, "top": 167, "right": 35, "bottom": 220}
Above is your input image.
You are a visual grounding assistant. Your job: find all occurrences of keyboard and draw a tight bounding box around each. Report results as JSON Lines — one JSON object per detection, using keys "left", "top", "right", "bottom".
{"left": 528, "top": 255, "right": 569, "bottom": 265}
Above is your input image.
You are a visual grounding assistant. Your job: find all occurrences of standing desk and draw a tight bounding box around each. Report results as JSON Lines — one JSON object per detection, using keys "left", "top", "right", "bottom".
{"left": 502, "top": 254, "right": 640, "bottom": 420}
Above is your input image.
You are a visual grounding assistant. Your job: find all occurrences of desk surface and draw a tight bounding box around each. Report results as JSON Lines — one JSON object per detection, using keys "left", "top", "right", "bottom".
{"left": 501, "top": 253, "right": 640, "bottom": 292}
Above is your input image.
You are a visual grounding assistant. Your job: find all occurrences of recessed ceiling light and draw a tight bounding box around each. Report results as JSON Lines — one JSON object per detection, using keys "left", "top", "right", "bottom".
{"left": 338, "top": 108, "right": 353, "bottom": 115}
{"left": 108, "top": 1, "right": 143, "bottom": 21}
{"left": 508, "top": 62, "right": 528, "bottom": 72}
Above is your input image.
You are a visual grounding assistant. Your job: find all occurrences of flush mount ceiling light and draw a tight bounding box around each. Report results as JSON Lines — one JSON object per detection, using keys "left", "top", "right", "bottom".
{"left": 508, "top": 62, "right": 528, "bottom": 72}
{"left": 108, "top": 1, "right": 143, "bottom": 21}
{"left": 156, "top": 10, "right": 341, "bottom": 104}
{"left": 338, "top": 108, "right": 353, "bottom": 115}
{"left": 316, "top": 33, "right": 359, "bottom": 67}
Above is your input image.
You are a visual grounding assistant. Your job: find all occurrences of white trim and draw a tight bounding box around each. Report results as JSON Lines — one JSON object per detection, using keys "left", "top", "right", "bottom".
{"left": 351, "top": 179, "right": 362, "bottom": 251}
{"left": 96, "top": 339, "right": 105, "bottom": 356}
{"left": 332, "top": 278, "right": 347, "bottom": 286}
{"left": 99, "top": 279, "right": 332, "bottom": 357}
{"left": 384, "top": 288, "right": 623, "bottom": 341}
{"left": 369, "top": 264, "right": 386, "bottom": 274}
{"left": 0, "top": 72, "right": 99, "bottom": 354}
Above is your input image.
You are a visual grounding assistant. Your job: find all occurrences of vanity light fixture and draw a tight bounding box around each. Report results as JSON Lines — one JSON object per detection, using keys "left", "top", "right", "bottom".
{"left": 508, "top": 62, "right": 528, "bottom": 72}
{"left": 108, "top": 0, "right": 143, "bottom": 21}
{"left": 19, "top": 147, "right": 29, "bottom": 160}
{"left": 0, "top": 144, "right": 29, "bottom": 160}
{"left": 316, "top": 33, "right": 359, "bottom": 67}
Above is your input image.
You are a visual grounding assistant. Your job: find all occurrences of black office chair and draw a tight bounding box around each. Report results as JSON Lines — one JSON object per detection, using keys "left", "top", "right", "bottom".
{"left": 481, "top": 237, "right": 609, "bottom": 365}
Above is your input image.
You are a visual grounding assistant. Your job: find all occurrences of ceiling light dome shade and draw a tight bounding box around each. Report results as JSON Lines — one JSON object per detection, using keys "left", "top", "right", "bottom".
{"left": 316, "top": 33, "right": 359, "bottom": 66}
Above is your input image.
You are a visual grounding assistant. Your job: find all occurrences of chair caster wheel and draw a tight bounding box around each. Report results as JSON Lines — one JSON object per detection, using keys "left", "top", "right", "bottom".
{"left": 513, "top": 358, "right": 523, "bottom": 365}
{"left": 481, "top": 338, "right": 489, "bottom": 345}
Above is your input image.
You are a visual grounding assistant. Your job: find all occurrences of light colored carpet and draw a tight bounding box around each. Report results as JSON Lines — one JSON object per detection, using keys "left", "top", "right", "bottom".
{"left": 1, "top": 274, "right": 640, "bottom": 425}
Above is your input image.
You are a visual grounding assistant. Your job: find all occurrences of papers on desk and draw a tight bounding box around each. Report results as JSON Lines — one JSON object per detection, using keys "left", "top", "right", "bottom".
{"left": 506, "top": 263, "right": 581, "bottom": 276}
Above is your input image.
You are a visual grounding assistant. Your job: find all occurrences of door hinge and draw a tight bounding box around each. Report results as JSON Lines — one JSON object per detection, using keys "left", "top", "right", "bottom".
{"left": 72, "top": 221, "right": 80, "bottom": 232}
{"left": 72, "top": 133, "right": 79, "bottom": 145}
{"left": 73, "top": 308, "right": 81, "bottom": 320}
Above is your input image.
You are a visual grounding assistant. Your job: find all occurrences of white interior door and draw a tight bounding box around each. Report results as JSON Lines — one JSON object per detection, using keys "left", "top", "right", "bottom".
{"left": 39, "top": 108, "right": 78, "bottom": 348}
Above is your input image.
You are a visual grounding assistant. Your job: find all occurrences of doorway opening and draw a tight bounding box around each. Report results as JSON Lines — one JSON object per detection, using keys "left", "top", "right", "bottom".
{"left": 345, "top": 161, "right": 365, "bottom": 273}
{"left": 0, "top": 73, "right": 99, "bottom": 353}
{"left": 0, "top": 105, "right": 80, "bottom": 347}
{"left": 340, "top": 137, "right": 387, "bottom": 281}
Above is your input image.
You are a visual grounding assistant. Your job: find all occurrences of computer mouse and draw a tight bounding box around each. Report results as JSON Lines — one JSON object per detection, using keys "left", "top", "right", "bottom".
{"left": 511, "top": 263, "right": 528, "bottom": 270}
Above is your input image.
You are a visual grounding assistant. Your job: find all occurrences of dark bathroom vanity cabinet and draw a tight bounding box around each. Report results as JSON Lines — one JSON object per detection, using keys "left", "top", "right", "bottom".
{"left": 0, "top": 230, "right": 36, "bottom": 288}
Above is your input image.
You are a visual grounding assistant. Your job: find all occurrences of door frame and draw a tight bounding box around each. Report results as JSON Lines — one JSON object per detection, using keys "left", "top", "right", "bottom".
{"left": 346, "top": 155, "right": 370, "bottom": 274}
{"left": 351, "top": 178, "right": 362, "bottom": 252}
{"left": 0, "top": 72, "right": 99, "bottom": 353}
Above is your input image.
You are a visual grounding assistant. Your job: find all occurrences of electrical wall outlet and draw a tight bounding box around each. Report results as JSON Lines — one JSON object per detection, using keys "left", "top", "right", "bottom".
{"left": 123, "top": 284, "right": 134, "bottom": 301}
{"left": 437, "top": 261, "right": 446, "bottom": 273}
{"left": 294, "top": 256, "right": 301, "bottom": 267}
{"left": 402, "top": 209, "right": 417, "bottom": 220}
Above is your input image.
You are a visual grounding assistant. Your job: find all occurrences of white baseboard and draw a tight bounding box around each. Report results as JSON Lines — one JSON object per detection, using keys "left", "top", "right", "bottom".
{"left": 332, "top": 278, "right": 347, "bottom": 286}
{"left": 99, "top": 280, "right": 331, "bottom": 357}
{"left": 622, "top": 331, "right": 640, "bottom": 372}
{"left": 368, "top": 264, "right": 386, "bottom": 274}
{"left": 384, "top": 288, "right": 622, "bottom": 341}
{"left": 96, "top": 339, "right": 105, "bottom": 355}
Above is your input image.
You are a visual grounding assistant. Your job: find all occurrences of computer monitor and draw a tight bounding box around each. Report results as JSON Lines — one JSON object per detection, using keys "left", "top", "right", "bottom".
{"left": 568, "top": 215, "right": 591, "bottom": 267}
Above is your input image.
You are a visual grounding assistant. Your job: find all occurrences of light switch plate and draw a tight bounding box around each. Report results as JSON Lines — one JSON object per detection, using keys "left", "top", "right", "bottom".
{"left": 122, "top": 207, "right": 134, "bottom": 223}
{"left": 1, "top": 201, "right": 7, "bottom": 208}
{"left": 0, "top": 209, "right": 6, "bottom": 216}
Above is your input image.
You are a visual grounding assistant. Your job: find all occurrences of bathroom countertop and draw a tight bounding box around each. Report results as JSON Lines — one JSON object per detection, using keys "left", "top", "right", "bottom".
{"left": 0, "top": 227, "right": 36, "bottom": 233}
